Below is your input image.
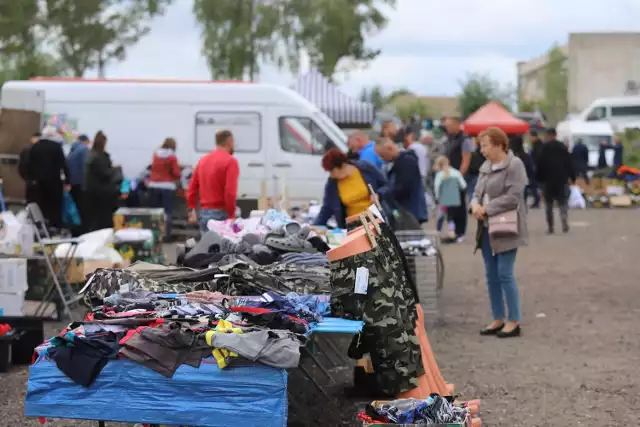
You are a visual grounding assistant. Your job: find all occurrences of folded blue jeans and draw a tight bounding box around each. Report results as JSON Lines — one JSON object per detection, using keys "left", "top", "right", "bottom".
{"left": 199, "top": 209, "right": 227, "bottom": 233}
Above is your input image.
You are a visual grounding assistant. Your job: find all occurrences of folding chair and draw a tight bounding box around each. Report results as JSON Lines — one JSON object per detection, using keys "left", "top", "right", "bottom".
{"left": 27, "top": 203, "right": 83, "bottom": 320}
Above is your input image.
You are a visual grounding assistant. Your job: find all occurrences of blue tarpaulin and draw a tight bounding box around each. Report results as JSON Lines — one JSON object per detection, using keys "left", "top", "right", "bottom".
{"left": 26, "top": 358, "right": 288, "bottom": 427}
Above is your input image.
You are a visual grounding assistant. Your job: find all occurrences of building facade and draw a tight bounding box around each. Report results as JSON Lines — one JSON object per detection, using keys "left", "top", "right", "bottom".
{"left": 518, "top": 32, "right": 640, "bottom": 114}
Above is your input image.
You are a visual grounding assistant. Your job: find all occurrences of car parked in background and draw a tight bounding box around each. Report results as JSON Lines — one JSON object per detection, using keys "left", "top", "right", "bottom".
{"left": 517, "top": 111, "right": 547, "bottom": 131}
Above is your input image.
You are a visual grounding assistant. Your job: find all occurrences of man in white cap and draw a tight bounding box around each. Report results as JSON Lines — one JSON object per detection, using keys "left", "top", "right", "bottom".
{"left": 23, "top": 126, "right": 70, "bottom": 229}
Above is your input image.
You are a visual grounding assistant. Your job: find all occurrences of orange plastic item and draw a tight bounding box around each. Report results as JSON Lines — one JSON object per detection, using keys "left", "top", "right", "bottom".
{"left": 397, "top": 305, "right": 452, "bottom": 399}
{"left": 327, "top": 227, "right": 377, "bottom": 262}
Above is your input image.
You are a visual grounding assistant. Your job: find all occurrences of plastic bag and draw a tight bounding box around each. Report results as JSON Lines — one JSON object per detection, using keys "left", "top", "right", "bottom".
{"left": 62, "top": 191, "right": 80, "bottom": 226}
{"left": 568, "top": 185, "right": 586, "bottom": 209}
{"left": 0, "top": 211, "right": 34, "bottom": 256}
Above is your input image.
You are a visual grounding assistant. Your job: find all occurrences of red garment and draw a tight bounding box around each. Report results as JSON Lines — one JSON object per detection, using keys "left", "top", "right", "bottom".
{"left": 149, "top": 149, "right": 181, "bottom": 183}
{"left": 186, "top": 149, "right": 239, "bottom": 218}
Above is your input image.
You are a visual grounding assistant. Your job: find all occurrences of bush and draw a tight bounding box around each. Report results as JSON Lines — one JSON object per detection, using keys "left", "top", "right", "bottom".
{"left": 622, "top": 129, "right": 640, "bottom": 169}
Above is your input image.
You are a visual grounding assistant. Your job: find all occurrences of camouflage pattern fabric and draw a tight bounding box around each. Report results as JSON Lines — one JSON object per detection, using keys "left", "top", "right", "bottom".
{"left": 329, "top": 231, "right": 424, "bottom": 395}
{"left": 83, "top": 261, "right": 331, "bottom": 308}
{"left": 82, "top": 268, "right": 215, "bottom": 307}
{"left": 344, "top": 219, "right": 420, "bottom": 323}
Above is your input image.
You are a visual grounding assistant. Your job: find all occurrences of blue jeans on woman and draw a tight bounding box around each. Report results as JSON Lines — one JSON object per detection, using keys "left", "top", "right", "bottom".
{"left": 199, "top": 208, "right": 227, "bottom": 233}
{"left": 150, "top": 188, "right": 174, "bottom": 241}
{"left": 480, "top": 231, "right": 521, "bottom": 322}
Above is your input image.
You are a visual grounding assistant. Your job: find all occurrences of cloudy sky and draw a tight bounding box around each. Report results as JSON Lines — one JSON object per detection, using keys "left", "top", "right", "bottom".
{"left": 104, "top": 0, "right": 640, "bottom": 97}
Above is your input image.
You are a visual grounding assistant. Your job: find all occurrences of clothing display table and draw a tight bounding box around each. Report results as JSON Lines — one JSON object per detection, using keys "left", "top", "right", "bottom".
{"left": 26, "top": 358, "right": 288, "bottom": 427}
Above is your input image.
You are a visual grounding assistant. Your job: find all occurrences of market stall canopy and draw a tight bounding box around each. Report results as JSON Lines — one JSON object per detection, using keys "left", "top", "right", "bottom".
{"left": 463, "top": 102, "right": 530, "bottom": 135}
{"left": 292, "top": 69, "right": 375, "bottom": 128}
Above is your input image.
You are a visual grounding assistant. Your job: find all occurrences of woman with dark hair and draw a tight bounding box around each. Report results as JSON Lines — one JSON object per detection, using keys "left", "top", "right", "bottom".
{"left": 148, "top": 137, "right": 181, "bottom": 241}
{"left": 313, "top": 148, "right": 390, "bottom": 228}
{"left": 84, "top": 131, "right": 119, "bottom": 231}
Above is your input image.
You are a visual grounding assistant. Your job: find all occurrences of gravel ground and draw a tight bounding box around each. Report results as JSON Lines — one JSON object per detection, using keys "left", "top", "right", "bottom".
{"left": 1, "top": 208, "right": 639, "bottom": 426}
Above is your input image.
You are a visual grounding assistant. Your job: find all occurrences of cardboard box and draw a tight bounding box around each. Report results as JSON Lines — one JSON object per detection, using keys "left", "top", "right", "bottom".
{"left": 113, "top": 208, "right": 166, "bottom": 242}
{"left": 0, "top": 258, "right": 27, "bottom": 294}
{"left": 114, "top": 240, "right": 164, "bottom": 264}
{"left": 0, "top": 292, "right": 24, "bottom": 316}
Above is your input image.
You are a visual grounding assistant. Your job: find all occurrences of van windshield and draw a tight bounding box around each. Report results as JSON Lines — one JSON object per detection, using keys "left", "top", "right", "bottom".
{"left": 574, "top": 134, "right": 612, "bottom": 150}
{"left": 312, "top": 111, "right": 348, "bottom": 151}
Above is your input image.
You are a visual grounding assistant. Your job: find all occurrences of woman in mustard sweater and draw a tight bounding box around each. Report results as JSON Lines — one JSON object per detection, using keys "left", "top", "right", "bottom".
{"left": 314, "top": 148, "right": 392, "bottom": 227}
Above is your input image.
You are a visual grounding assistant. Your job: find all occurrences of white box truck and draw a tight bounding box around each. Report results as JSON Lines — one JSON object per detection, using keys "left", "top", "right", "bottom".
{"left": 0, "top": 78, "right": 349, "bottom": 208}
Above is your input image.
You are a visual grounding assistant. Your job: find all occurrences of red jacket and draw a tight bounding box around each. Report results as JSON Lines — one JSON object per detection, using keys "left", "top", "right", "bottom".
{"left": 187, "top": 150, "right": 239, "bottom": 218}
{"left": 148, "top": 149, "right": 181, "bottom": 186}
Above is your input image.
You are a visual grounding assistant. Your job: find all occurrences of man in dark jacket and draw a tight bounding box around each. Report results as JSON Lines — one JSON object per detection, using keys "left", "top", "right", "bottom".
{"left": 537, "top": 128, "right": 575, "bottom": 234}
{"left": 67, "top": 134, "right": 90, "bottom": 230}
{"left": 375, "top": 137, "right": 428, "bottom": 223}
{"left": 613, "top": 134, "right": 624, "bottom": 169}
{"left": 571, "top": 138, "right": 590, "bottom": 184}
{"left": 528, "top": 130, "right": 544, "bottom": 208}
{"left": 18, "top": 132, "right": 41, "bottom": 203}
{"left": 444, "top": 117, "right": 473, "bottom": 236}
{"left": 25, "top": 128, "right": 70, "bottom": 229}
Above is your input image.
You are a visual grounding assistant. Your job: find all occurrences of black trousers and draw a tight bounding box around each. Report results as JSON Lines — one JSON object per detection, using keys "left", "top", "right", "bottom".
{"left": 69, "top": 184, "right": 86, "bottom": 235}
{"left": 34, "top": 180, "right": 63, "bottom": 229}
{"left": 85, "top": 191, "right": 115, "bottom": 232}
{"left": 447, "top": 204, "right": 466, "bottom": 238}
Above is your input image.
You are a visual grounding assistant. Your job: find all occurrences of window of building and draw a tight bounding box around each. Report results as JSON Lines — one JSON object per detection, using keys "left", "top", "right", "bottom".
{"left": 195, "top": 112, "right": 261, "bottom": 152}
{"left": 278, "top": 117, "right": 336, "bottom": 155}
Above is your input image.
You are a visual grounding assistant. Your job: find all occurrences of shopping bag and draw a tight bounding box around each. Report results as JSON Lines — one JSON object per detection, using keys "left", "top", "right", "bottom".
{"left": 568, "top": 185, "right": 586, "bottom": 209}
{"left": 62, "top": 191, "right": 81, "bottom": 226}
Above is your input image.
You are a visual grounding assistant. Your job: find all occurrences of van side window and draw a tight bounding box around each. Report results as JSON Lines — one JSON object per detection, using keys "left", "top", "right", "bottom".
{"left": 611, "top": 105, "right": 640, "bottom": 116}
{"left": 195, "top": 111, "right": 261, "bottom": 152}
{"left": 278, "top": 117, "right": 335, "bottom": 155}
{"left": 586, "top": 107, "right": 606, "bottom": 121}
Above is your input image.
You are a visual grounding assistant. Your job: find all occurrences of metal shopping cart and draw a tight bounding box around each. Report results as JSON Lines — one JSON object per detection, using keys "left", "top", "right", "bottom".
{"left": 395, "top": 229, "right": 444, "bottom": 325}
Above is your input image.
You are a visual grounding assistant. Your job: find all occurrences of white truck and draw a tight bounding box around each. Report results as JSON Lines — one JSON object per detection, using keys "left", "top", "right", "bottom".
{"left": 0, "top": 78, "right": 349, "bottom": 208}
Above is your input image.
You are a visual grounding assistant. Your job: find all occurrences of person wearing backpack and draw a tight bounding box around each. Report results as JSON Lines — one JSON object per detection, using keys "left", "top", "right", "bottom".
{"left": 148, "top": 137, "right": 181, "bottom": 241}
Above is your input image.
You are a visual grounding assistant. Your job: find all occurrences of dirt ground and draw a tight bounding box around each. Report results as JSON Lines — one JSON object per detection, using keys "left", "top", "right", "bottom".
{"left": 1, "top": 208, "right": 639, "bottom": 426}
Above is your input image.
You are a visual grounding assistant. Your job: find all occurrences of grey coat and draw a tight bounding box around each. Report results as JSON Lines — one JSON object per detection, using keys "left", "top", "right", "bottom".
{"left": 471, "top": 151, "right": 529, "bottom": 254}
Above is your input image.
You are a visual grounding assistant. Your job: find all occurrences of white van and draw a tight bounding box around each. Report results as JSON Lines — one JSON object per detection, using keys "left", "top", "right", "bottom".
{"left": 556, "top": 119, "right": 614, "bottom": 167}
{"left": 579, "top": 96, "right": 640, "bottom": 132}
{"left": 0, "top": 78, "right": 348, "bottom": 207}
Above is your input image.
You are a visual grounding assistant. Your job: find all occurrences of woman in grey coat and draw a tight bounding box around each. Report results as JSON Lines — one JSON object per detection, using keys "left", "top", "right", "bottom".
{"left": 470, "top": 127, "right": 528, "bottom": 339}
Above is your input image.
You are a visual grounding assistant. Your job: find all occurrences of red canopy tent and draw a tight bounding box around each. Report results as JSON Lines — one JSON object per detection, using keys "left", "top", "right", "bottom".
{"left": 463, "top": 102, "right": 529, "bottom": 135}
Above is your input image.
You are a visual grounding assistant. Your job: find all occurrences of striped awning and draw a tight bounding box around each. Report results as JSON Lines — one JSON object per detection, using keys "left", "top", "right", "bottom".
{"left": 292, "top": 69, "right": 375, "bottom": 127}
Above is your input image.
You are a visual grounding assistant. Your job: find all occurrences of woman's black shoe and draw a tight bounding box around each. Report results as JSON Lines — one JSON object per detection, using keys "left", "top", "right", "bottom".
{"left": 479, "top": 324, "right": 504, "bottom": 336}
{"left": 496, "top": 325, "right": 521, "bottom": 338}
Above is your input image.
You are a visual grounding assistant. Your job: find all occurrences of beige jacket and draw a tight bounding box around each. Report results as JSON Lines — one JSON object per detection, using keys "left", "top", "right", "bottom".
{"left": 471, "top": 151, "right": 529, "bottom": 254}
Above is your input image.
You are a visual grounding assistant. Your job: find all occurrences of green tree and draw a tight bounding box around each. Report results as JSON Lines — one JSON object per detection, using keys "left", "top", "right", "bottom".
{"left": 395, "top": 98, "right": 431, "bottom": 121}
{"left": 45, "top": 0, "right": 172, "bottom": 77}
{"left": 385, "top": 88, "right": 413, "bottom": 104}
{"left": 359, "top": 85, "right": 385, "bottom": 109}
{"left": 458, "top": 72, "right": 511, "bottom": 117}
{"left": 287, "top": 0, "right": 395, "bottom": 79}
{"left": 543, "top": 44, "right": 568, "bottom": 126}
{"left": 0, "top": 1, "right": 68, "bottom": 83}
{"left": 194, "top": 0, "right": 284, "bottom": 80}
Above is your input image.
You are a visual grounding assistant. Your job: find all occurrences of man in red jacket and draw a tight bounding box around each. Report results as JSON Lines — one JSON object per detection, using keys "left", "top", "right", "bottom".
{"left": 187, "top": 130, "right": 239, "bottom": 232}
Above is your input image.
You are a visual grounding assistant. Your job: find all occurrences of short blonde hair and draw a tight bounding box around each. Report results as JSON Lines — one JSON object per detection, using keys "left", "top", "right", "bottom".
{"left": 478, "top": 127, "right": 509, "bottom": 153}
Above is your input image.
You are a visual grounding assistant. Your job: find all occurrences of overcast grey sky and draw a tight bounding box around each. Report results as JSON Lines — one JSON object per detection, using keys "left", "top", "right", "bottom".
{"left": 103, "top": 0, "right": 640, "bottom": 97}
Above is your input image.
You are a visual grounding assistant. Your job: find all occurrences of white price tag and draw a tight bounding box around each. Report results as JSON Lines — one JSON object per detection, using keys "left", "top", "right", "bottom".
{"left": 368, "top": 205, "right": 384, "bottom": 222}
{"left": 354, "top": 267, "right": 369, "bottom": 295}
